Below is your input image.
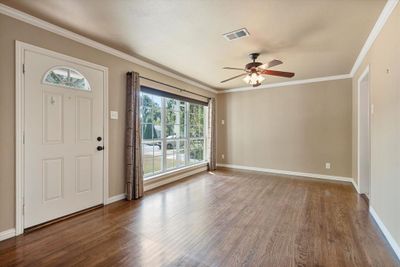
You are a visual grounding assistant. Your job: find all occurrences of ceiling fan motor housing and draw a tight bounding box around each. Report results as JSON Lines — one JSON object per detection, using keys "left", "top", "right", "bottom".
{"left": 245, "top": 62, "right": 263, "bottom": 70}
{"left": 247, "top": 52, "right": 262, "bottom": 70}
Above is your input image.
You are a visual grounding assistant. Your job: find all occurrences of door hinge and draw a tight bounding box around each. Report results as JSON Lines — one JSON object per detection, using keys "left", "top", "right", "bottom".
{"left": 22, "top": 64, "right": 25, "bottom": 74}
{"left": 23, "top": 132, "right": 25, "bottom": 144}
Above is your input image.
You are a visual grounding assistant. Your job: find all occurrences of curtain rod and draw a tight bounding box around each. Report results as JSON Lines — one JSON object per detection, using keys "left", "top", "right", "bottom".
{"left": 139, "top": 76, "right": 211, "bottom": 100}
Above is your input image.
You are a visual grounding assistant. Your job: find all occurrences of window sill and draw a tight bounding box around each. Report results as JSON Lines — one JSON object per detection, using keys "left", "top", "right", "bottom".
{"left": 144, "top": 162, "right": 208, "bottom": 191}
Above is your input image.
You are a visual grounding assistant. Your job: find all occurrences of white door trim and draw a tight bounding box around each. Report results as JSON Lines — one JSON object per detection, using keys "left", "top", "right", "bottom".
{"left": 357, "top": 65, "right": 370, "bottom": 195}
{"left": 15, "top": 41, "right": 109, "bottom": 235}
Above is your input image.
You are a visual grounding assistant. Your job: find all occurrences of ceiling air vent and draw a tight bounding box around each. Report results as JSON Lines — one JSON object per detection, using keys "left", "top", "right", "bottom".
{"left": 223, "top": 28, "right": 250, "bottom": 41}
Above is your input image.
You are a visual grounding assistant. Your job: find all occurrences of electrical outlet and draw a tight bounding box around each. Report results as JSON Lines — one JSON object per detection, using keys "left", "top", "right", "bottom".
{"left": 325, "top": 162, "right": 331, "bottom": 169}
{"left": 221, "top": 154, "right": 225, "bottom": 160}
{"left": 221, "top": 119, "right": 225, "bottom": 125}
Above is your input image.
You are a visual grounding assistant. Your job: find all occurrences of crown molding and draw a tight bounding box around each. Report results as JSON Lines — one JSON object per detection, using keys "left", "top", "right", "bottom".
{"left": 350, "top": 0, "right": 399, "bottom": 76}
{"left": 219, "top": 74, "right": 351, "bottom": 93}
{"left": 0, "top": 3, "right": 217, "bottom": 94}
{"left": 218, "top": 0, "right": 399, "bottom": 94}
{"left": 1, "top": 1, "right": 397, "bottom": 95}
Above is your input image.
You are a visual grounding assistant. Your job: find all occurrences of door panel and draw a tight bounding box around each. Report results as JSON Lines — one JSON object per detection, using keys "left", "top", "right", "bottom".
{"left": 75, "top": 155, "right": 92, "bottom": 193}
{"left": 76, "top": 97, "right": 93, "bottom": 142}
{"left": 42, "top": 158, "right": 64, "bottom": 201}
{"left": 43, "top": 92, "right": 64, "bottom": 144}
{"left": 24, "top": 50, "right": 104, "bottom": 228}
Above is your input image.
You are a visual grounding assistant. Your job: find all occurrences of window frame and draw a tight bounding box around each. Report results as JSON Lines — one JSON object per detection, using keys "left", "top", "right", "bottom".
{"left": 42, "top": 66, "right": 91, "bottom": 91}
{"left": 140, "top": 90, "right": 207, "bottom": 179}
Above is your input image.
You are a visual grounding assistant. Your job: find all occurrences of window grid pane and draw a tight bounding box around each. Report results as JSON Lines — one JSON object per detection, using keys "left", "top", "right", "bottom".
{"left": 140, "top": 91, "right": 206, "bottom": 179}
{"left": 43, "top": 67, "right": 91, "bottom": 91}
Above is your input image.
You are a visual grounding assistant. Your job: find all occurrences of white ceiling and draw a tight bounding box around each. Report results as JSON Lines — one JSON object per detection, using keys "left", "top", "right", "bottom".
{"left": 1, "top": 0, "right": 386, "bottom": 90}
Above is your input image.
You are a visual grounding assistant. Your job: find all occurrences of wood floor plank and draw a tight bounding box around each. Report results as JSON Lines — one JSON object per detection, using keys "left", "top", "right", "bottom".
{"left": 0, "top": 169, "right": 399, "bottom": 267}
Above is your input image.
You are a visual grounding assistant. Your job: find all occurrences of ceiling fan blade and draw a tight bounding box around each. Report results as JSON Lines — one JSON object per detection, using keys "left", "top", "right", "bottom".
{"left": 220, "top": 73, "right": 247, "bottom": 83}
{"left": 223, "top": 67, "right": 245, "bottom": 71}
{"left": 260, "top": 69, "right": 295, "bottom": 78}
{"left": 259, "top": 59, "right": 283, "bottom": 69}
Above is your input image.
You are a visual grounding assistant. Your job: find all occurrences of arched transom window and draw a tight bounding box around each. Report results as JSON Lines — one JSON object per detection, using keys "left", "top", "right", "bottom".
{"left": 43, "top": 66, "right": 91, "bottom": 91}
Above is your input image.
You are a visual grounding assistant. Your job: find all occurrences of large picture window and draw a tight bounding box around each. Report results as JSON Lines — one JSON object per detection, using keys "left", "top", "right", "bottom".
{"left": 140, "top": 89, "right": 207, "bottom": 178}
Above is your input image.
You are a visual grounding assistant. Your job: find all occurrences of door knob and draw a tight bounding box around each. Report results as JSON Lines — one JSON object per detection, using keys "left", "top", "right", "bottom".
{"left": 97, "top": 146, "right": 104, "bottom": 151}
{"left": 97, "top": 136, "right": 102, "bottom": 141}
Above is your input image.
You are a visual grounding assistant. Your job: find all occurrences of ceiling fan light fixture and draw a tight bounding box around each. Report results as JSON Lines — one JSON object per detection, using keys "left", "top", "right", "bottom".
{"left": 221, "top": 54, "right": 293, "bottom": 85}
{"left": 243, "top": 72, "right": 264, "bottom": 85}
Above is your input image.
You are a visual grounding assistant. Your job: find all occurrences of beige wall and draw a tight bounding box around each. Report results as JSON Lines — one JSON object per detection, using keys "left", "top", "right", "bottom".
{"left": 2, "top": 3, "right": 399, "bottom": 250}
{"left": 0, "top": 13, "right": 215, "bottom": 232}
{"left": 352, "top": 3, "right": 400, "bottom": 247}
{"left": 217, "top": 79, "right": 352, "bottom": 177}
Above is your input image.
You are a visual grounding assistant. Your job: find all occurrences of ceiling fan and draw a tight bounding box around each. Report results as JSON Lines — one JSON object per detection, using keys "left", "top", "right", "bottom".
{"left": 221, "top": 53, "right": 295, "bottom": 87}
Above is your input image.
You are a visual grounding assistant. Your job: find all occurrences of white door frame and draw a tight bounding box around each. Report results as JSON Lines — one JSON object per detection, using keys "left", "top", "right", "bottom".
{"left": 15, "top": 41, "right": 109, "bottom": 235}
{"left": 357, "top": 65, "right": 370, "bottom": 194}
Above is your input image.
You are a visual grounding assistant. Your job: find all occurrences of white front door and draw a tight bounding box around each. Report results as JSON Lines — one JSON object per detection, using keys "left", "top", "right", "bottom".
{"left": 24, "top": 50, "right": 105, "bottom": 228}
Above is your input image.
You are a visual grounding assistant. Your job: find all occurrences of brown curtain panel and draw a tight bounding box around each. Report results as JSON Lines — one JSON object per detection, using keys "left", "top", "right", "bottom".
{"left": 125, "top": 71, "right": 144, "bottom": 200}
{"left": 207, "top": 97, "right": 217, "bottom": 171}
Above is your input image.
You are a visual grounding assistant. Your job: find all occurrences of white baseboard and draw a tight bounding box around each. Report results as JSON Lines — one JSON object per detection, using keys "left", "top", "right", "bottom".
{"left": 217, "top": 163, "right": 353, "bottom": 183}
{"left": 369, "top": 206, "right": 400, "bottom": 260}
{"left": 0, "top": 228, "right": 16, "bottom": 242}
{"left": 144, "top": 165, "right": 207, "bottom": 191}
{"left": 352, "top": 179, "right": 361, "bottom": 194}
{"left": 106, "top": 193, "right": 126, "bottom": 204}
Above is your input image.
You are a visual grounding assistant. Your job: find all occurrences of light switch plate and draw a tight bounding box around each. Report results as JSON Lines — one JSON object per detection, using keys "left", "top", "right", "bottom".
{"left": 110, "top": 111, "right": 118, "bottom": 120}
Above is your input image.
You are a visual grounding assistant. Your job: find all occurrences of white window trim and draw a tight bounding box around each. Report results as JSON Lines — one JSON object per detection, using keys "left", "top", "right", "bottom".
{"left": 144, "top": 162, "right": 208, "bottom": 183}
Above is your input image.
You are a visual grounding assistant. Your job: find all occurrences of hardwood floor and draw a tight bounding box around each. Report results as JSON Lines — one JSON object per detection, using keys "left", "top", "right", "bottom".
{"left": 0, "top": 169, "right": 399, "bottom": 266}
